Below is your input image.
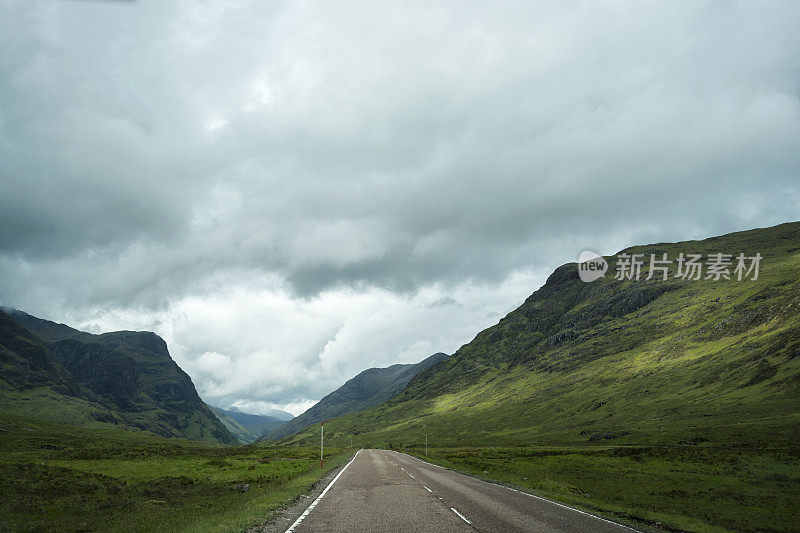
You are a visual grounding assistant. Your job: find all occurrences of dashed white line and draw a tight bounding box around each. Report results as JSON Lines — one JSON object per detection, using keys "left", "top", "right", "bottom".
{"left": 393, "top": 451, "right": 639, "bottom": 532}
{"left": 423, "top": 485, "right": 433, "bottom": 493}
{"left": 285, "top": 449, "right": 362, "bottom": 533}
{"left": 451, "top": 507, "right": 471, "bottom": 524}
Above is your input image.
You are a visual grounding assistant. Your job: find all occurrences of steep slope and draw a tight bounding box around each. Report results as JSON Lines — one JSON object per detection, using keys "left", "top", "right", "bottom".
{"left": 0, "top": 311, "right": 79, "bottom": 395}
{"left": 0, "top": 310, "right": 236, "bottom": 444}
{"left": 208, "top": 404, "right": 286, "bottom": 443}
{"left": 266, "top": 352, "right": 448, "bottom": 439}
{"left": 284, "top": 221, "right": 800, "bottom": 448}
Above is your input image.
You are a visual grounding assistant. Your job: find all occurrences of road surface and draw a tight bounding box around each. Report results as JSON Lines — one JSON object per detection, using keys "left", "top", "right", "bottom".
{"left": 287, "top": 449, "right": 635, "bottom": 533}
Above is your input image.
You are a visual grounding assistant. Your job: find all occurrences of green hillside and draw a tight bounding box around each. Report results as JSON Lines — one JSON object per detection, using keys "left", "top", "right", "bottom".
{"left": 275, "top": 222, "right": 800, "bottom": 531}
{"left": 208, "top": 405, "right": 286, "bottom": 443}
{"left": 265, "top": 352, "right": 448, "bottom": 440}
{"left": 0, "top": 310, "right": 236, "bottom": 445}
{"left": 284, "top": 222, "right": 800, "bottom": 447}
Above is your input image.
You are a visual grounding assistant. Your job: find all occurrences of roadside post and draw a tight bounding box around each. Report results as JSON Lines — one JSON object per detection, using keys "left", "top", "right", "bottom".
{"left": 320, "top": 420, "right": 324, "bottom": 467}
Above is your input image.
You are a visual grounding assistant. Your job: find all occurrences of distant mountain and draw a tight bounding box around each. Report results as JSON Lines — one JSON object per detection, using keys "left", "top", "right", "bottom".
{"left": 282, "top": 221, "right": 800, "bottom": 449}
{"left": 207, "top": 404, "right": 287, "bottom": 443}
{"left": 0, "top": 309, "right": 236, "bottom": 445}
{"left": 265, "top": 352, "right": 448, "bottom": 439}
{"left": 227, "top": 405, "right": 293, "bottom": 421}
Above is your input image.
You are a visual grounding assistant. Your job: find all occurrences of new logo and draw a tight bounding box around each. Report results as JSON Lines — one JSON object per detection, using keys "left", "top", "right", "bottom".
{"left": 577, "top": 250, "right": 608, "bottom": 282}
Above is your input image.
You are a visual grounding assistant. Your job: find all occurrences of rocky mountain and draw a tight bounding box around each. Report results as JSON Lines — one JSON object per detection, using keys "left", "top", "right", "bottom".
{"left": 265, "top": 352, "right": 448, "bottom": 440}
{"left": 207, "top": 404, "right": 287, "bottom": 443}
{"left": 282, "top": 221, "right": 800, "bottom": 448}
{"left": 0, "top": 311, "right": 80, "bottom": 396}
{"left": 0, "top": 309, "right": 236, "bottom": 444}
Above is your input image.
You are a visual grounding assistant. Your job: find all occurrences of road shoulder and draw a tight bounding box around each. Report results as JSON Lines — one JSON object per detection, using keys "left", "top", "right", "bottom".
{"left": 247, "top": 451, "right": 357, "bottom": 533}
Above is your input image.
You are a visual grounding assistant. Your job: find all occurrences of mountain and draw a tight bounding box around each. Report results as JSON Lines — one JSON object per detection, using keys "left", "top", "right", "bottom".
{"left": 230, "top": 405, "right": 293, "bottom": 421}
{"left": 0, "top": 309, "right": 237, "bottom": 444}
{"left": 265, "top": 352, "right": 448, "bottom": 440}
{"left": 0, "top": 311, "right": 80, "bottom": 396}
{"left": 282, "top": 221, "right": 800, "bottom": 448}
{"left": 207, "top": 404, "right": 287, "bottom": 443}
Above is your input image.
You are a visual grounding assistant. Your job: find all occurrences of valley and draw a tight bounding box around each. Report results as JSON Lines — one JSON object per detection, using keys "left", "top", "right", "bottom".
{"left": 1, "top": 222, "right": 799, "bottom": 532}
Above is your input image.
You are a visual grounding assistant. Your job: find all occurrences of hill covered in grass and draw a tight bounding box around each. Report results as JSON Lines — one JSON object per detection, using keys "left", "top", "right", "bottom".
{"left": 265, "top": 352, "right": 448, "bottom": 440}
{"left": 0, "top": 309, "right": 236, "bottom": 444}
{"left": 284, "top": 221, "right": 800, "bottom": 449}
{"left": 208, "top": 404, "right": 287, "bottom": 443}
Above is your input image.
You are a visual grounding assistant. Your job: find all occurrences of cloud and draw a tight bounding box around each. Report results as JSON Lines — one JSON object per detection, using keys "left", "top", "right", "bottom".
{"left": 1, "top": 0, "right": 799, "bottom": 410}
{"left": 59, "top": 268, "right": 546, "bottom": 410}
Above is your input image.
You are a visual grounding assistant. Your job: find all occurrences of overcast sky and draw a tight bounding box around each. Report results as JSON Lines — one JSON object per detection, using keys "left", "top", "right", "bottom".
{"left": 1, "top": 1, "right": 799, "bottom": 416}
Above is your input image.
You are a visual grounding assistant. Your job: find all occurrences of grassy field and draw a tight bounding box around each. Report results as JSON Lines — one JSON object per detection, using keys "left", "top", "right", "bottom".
{"left": 0, "top": 414, "right": 350, "bottom": 532}
{"left": 399, "top": 445, "right": 800, "bottom": 532}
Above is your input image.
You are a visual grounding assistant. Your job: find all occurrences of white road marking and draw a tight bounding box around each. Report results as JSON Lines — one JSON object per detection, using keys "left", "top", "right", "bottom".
{"left": 285, "top": 449, "right": 362, "bottom": 533}
{"left": 408, "top": 473, "right": 414, "bottom": 479}
{"left": 423, "top": 485, "right": 433, "bottom": 493}
{"left": 394, "top": 451, "right": 640, "bottom": 532}
{"left": 483, "top": 481, "right": 639, "bottom": 531}
{"left": 451, "top": 507, "right": 471, "bottom": 524}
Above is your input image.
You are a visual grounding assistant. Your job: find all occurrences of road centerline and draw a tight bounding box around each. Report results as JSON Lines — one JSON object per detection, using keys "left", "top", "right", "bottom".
{"left": 386, "top": 449, "right": 636, "bottom": 533}
{"left": 288, "top": 449, "right": 635, "bottom": 532}
{"left": 451, "top": 507, "right": 472, "bottom": 524}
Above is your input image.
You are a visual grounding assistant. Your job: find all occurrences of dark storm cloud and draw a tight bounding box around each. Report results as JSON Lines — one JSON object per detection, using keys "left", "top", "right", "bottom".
{"left": 1, "top": 0, "right": 799, "bottom": 410}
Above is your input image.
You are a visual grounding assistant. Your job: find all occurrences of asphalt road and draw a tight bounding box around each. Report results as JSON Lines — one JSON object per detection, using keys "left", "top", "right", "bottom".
{"left": 287, "top": 449, "right": 636, "bottom": 533}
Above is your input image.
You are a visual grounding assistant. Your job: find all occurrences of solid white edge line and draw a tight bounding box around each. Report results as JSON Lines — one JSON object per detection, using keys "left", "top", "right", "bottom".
{"left": 394, "top": 451, "right": 640, "bottom": 532}
{"left": 285, "top": 449, "right": 362, "bottom": 533}
{"left": 451, "top": 507, "right": 472, "bottom": 524}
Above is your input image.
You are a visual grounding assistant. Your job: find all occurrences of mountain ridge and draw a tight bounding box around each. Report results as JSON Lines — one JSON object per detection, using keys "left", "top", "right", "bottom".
{"left": 282, "top": 221, "right": 800, "bottom": 448}
{"left": 227, "top": 405, "right": 294, "bottom": 421}
{"left": 0, "top": 309, "right": 236, "bottom": 444}
{"left": 207, "top": 404, "right": 286, "bottom": 443}
{"left": 264, "top": 352, "right": 448, "bottom": 439}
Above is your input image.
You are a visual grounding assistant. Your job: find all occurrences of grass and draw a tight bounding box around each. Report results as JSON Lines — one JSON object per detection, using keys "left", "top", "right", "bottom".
{"left": 0, "top": 414, "right": 351, "bottom": 532}
{"left": 403, "top": 445, "right": 800, "bottom": 532}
